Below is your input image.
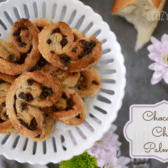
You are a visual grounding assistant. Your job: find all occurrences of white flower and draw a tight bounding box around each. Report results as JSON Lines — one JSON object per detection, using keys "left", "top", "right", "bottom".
{"left": 148, "top": 34, "right": 168, "bottom": 85}
{"left": 87, "top": 125, "right": 130, "bottom": 168}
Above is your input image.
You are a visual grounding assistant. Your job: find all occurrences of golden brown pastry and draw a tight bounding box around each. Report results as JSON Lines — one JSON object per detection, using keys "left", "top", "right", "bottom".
{"left": 42, "top": 89, "right": 83, "bottom": 120}
{"left": 41, "top": 63, "right": 80, "bottom": 88}
{"left": 0, "top": 72, "right": 16, "bottom": 98}
{"left": 66, "top": 36, "right": 102, "bottom": 72}
{"left": 0, "top": 98, "right": 16, "bottom": 134}
{"left": 31, "top": 116, "right": 55, "bottom": 141}
{"left": 6, "top": 19, "right": 41, "bottom": 75}
{"left": 72, "top": 29, "right": 85, "bottom": 41}
{"left": 0, "top": 73, "right": 16, "bottom": 134}
{"left": 59, "top": 103, "right": 88, "bottom": 126}
{"left": 75, "top": 67, "right": 101, "bottom": 97}
{"left": 7, "top": 71, "right": 61, "bottom": 107}
{"left": 6, "top": 71, "right": 62, "bottom": 138}
{"left": 33, "top": 18, "right": 53, "bottom": 31}
{"left": 38, "top": 22, "right": 74, "bottom": 69}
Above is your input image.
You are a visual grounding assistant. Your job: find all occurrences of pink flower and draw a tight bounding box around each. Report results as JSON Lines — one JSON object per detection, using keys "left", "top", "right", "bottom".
{"left": 87, "top": 125, "right": 130, "bottom": 168}
{"left": 148, "top": 34, "right": 168, "bottom": 85}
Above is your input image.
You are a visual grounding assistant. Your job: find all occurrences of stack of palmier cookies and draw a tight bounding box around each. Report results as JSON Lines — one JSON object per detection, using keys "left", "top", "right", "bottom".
{"left": 0, "top": 18, "right": 102, "bottom": 141}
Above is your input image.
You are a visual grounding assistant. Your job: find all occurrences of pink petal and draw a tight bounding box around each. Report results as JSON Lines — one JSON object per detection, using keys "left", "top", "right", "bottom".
{"left": 151, "top": 36, "right": 159, "bottom": 44}
{"left": 151, "top": 75, "right": 163, "bottom": 85}
{"left": 148, "top": 63, "right": 157, "bottom": 70}
{"left": 153, "top": 41, "right": 162, "bottom": 52}
{"left": 161, "top": 41, "right": 168, "bottom": 54}
{"left": 147, "top": 45, "right": 155, "bottom": 52}
{"left": 148, "top": 53, "right": 160, "bottom": 61}
{"left": 161, "top": 34, "right": 168, "bottom": 42}
{"left": 163, "top": 75, "right": 168, "bottom": 84}
{"left": 162, "top": 68, "right": 168, "bottom": 74}
{"left": 97, "top": 158, "right": 105, "bottom": 167}
{"left": 148, "top": 63, "right": 164, "bottom": 71}
{"left": 153, "top": 71, "right": 163, "bottom": 79}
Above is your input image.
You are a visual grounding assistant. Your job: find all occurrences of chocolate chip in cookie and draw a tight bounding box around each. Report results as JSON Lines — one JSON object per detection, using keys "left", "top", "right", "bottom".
{"left": 8, "top": 54, "right": 18, "bottom": 63}
{"left": 27, "top": 79, "right": 34, "bottom": 86}
{"left": 0, "top": 118, "right": 4, "bottom": 123}
{"left": 62, "top": 93, "right": 67, "bottom": 99}
{"left": 19, "top": 42, "right": 27, "bottom": 47}
{"left": 37, "top": 26, "right": 43, "bottom": 31}
{"left": 3, "top": 111, "right": 8, "bottom": 118}
{"left": 16, "top": 37, "right": 22, "bottom": 42}
{"left": 65, "top": 99, "right": 74, "bottom": 111}
{"left": 52, "top": 28, "right": 60, "bottom": 34}
{"left": 0, "top": 79, "right": 5, "bottom": 83}
{"left": 59, "top": 54, "right": 70, "bottom": 66}
{"left": 60, "top": 35, "right": 67, "bottom": 47}
{"left": 29, "top": 117, "right": 37, "bottom": 130}
{"left": 22, "top": 102, "right": 27, "bottom": 111}
{"left": 19, "top": 92, "right": 33, "bottom": 101}
{"left": 40, "top": 87, "right": 53, "bottom": 100}
{"left": 92, "top": 80, "right": 99, "bottom": 85}
{"left": 76, "top": 114, "right": 81, "bottom": 119}
{"left": 13, "top": 30, "right": 20, "bottom": 36}
{"left": 47, "top": 39, "right": 52, "bottom": 44}
{"left": 19, "top": 117, "right": 37, "bottom": 130}
{"left": 2, "top": 102, "right": 6, "bottom": 107}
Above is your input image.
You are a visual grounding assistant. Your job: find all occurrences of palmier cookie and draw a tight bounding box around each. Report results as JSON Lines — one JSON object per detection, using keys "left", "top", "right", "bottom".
{"left": 33, "top": 18, "right": 52, "bottom": 31}
{"left": 42, "top": 89, "right": 83, "bottom": 120}
{"left": 6, "top": 19, "right": 41, "bottom": 75}
{"left": 0, "top": 98, "right": 16, "bottom": 134}
{"left": 38, "top": 22, "right": 74, "bottom": 69}
{"left": 66, "top": 36, "right": 102, "bottom": 72}
{"left": 6, "top": 71, "right": 61, "bottom": 138}
{"left": 7, "top": 96, "right": 44, "bottom": 138}
{"left": 7, "top": 71, "right": 61, "bottom": 108}
{"left": 31, "top": 116, "right": 55, "bottom": 141}
{"left": 0, "top": 74, "right": 16, "bottom": 134}
{"left": 0, "top": 72, "right": 16, "bottom": 99}
{"left": 75, "top": 67, "right": 101, "bottom": 98}
{"left": 59, "top": 103, "right": 88, "bottom": 126}
{"left": 72, "top": 29, "right": 85, "bottom": 41}
{"left": 41, "top": 63, "right": 80, "bottom": 88}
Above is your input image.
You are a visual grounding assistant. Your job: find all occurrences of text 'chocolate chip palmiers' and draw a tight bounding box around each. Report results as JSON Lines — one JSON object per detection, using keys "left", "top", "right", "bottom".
{"left": 0, "top": 73, "right": 16, "bottom": 134}
{"left": 6, "top": 71, "right": 62, "bottom": 138}
{"left": 42, "top": 89, "right": 83, "bottom": 121}
{"left": 5, "top": 19, "right": 41, "bottom": 75}
{"left": 38, "top": 22, "right": 74, "bottom": 69}
{"left": 75, "top": 67, "right": 101, "bottom": 98}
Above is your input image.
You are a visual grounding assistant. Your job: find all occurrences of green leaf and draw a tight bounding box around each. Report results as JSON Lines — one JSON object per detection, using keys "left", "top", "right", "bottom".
{"left": 59, "top": 152, "right": 98, "bottom": 168}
